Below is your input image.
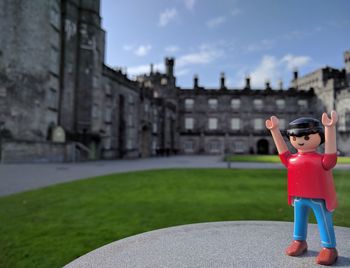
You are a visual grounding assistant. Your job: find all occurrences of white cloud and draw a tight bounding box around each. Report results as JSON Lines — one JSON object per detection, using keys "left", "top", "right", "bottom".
{"left": 184, "top": 0, "right": 196, "bottom": 10}
{"left": 250, "top": 55, "right": 279, "bottom": 87}
{"left": 128, "top": 63, "right": 164, "bottom": 76}
{"left": 206, "top": 16, "right": 226, "bottom": 28}
{"left": 177, "top": 48, "right": 223, "bottom": 67}
{"left": 126, "top": 46, "right": 222, "bottom": 79}
{"left": 126, "top": 44, "right": 223, "bottom": 78}
{"left": 281, "top": 54, "right": 311, "bottom": 70}
{"left": 126, "top": 64, "right": 150, "bottom": 76}
{"left": 165, "top": 45, "right": 180, "bottom": 53}
{"left": 246, "top": 54, "right": 311, "bottom": 88}
{"left": 134, "top": 45, "right": 152, "bottom": 57}
{"left": 159, "top": 8, "right": 177, "bottom": 27}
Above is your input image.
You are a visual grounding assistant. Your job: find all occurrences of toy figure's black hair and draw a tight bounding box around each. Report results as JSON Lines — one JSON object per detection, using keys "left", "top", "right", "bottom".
{"left": 286, "top": 117, "right": 325, "bottom": 144}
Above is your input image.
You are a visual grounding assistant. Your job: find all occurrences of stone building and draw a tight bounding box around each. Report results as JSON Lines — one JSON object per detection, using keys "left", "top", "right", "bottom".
{"left": 0, "top": 0, "right": 175, "bottom": 162}
{"left": 291, "top": 51, "right": 350, "bottom": 155}
{"left": 0, "top": 0, "right": 349, "bottom": 163}
{"left": 177, "top": 76, "right": 317, "bottom": 155}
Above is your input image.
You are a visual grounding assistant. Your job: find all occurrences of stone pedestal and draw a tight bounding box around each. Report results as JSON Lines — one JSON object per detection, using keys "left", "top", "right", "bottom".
{"left": 65, "top": 221, "right": 350, "bottom": 267}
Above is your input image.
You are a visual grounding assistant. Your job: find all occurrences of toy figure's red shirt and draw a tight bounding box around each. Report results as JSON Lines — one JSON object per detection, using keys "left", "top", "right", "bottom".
{"left": 279, "top": 151, "right": 337, "bottom": 212}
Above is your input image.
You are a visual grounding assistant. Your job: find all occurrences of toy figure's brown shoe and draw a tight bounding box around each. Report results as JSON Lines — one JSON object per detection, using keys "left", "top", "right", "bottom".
{"left": 316, "top": 248, "right": 338, "bottom": 266}
{"left": 285, "top": 240, "right": 308, "bottom": 256}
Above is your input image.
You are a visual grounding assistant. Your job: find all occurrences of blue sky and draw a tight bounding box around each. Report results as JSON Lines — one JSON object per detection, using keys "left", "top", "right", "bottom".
{"left": 101, "top": 0, "right": 350, "bottom": 89}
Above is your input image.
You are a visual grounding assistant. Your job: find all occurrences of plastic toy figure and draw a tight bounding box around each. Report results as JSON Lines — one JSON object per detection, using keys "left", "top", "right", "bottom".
{"left": 266, "top": 111, "right": 338, "bottom": 266}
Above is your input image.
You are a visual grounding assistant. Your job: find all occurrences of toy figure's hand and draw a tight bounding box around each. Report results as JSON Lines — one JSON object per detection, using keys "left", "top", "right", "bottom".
{"left": 322, "top": 111, "right": 338, "bottom": 127}
{"left": 265, "top": 116, "right": 279, "bottom": 130}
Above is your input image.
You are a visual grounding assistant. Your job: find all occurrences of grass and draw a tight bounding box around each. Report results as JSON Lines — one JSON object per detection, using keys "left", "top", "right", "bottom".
{"left": 226, "top": 155, "right": 350, "bottom": 164}
{"left": 0, "top": 168, "right": 349, "bottom": 268}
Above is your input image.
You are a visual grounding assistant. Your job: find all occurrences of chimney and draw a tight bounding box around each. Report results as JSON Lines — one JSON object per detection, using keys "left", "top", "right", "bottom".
{"left": 293, "top": 68, "right": 298, "bottom": 80}
{"left": 193, "top": 75, "right": 199, "bottom": 88}
{"left": 150, "top": 63, "right": 154, "bottom": 75}
{"left": 165, "top": 57, "right": 174, "bottom": 77}
{"left": 220, "top": 72, "right": 226, "bottom": 89}
{"left": 344, "top": 51, "right": 350, "bottom": 85}
{"left": 245, "top": 75, "right": 251, "bottom": 89}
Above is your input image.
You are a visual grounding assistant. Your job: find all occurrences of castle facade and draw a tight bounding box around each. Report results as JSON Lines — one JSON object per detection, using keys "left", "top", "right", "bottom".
{"left": 0, "top": 0, "right": 349, "bottom": 162}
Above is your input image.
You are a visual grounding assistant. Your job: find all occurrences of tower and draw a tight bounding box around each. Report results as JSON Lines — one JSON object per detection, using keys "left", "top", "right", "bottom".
{"left": 165, "top": 57, "right": 174, "bottom": 77}
{"left": 59, "top": 0, "right": 104, "bottom": 137}
{"left": 0, "top": 0, "right": 61, "bottom": 141}
{"left": 164, "top": 57, "right": 175, "bottom": 87}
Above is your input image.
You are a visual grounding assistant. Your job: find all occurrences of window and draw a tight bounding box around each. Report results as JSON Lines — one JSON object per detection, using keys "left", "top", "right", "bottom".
{"left": 152, "top": 140, "right": 157, "bottom": 150}
{"left": 231, "top": 118, "right": 240, "bottom": 131}
{"left": 233, "top": 141, "right": 244, "bottom": 153}
{"left": 105, "top": 125, "right": 111, "bottom": 135}
{"left": 145, "top": 81, "right": 152, "bottom": 88}
{"left": 0, "top": 87, "right": 6, "bottom": 97}
{"left": 144, "top": 103, "right": 149, "bottom": 112}
{"left": 208, "top": 99, "right": 218, "bottom": 109}
{"left": 184, "top": 140, "right": 194, "bottom": 153}
{"left": 50, "top": 48, "right": 59, "bottom": 74}
{"left": 298, "top": 99, "right": 308, "bottom": 110}
{"left": 50, "top": 3, "right": 60, "bottom": 29}
{"left": 254, "top": 118, "right": 263, "bottom": 130}
{"left": 254, "top": 99, "right": 263, "bottom": 110}
{"left": 279, "top": 119, "right": 286, "bottom": 130}
{"left": 153, "top": 123, "right": 158, "bottom": 133}
{"left": 127, "top": 138, "right": 133, "bottom": 149}
{"left": 105, "top": 84, "right": 111, "bottom": 96}
{"left": 185, "top": 118, "right": 194, "bottom": 130}
{"left": 231, "top": 99, "right": 240, "bottom": 109}
{"left": 345, "top": 112, "right": 350, "bottom": 131}
{"left": 161, "top": 78, "right": 168, "bottom": 85}
{"left": 93, "top": 75, "right": 99, "bottom": 88}
{"left": 276, "top": 99, "right": 285, "bottom": 109}
{"left": 92, "top": 104, "right": 99, "bottom": 118}
{"left": 48, "top": 88, "right": 58, "bottom": 109}
{"left": 128, "top": 95, "right": 134, "bottom": 104}
{"left": 209, "top": 140, "right": 221, "bottom": 153}
{"left": 153, "top": 108, "right": 158, "bottom": 117}
{"left": 128, "top": 114, "right": 133, "bottom": 127}
{"left": 104, "top": 138, "right": 111, "bottom": 150}
{"left": 208, "top": 118, "right": 218, "bottom": 130}
{"left": 105, "top": 107, "right": 112, "bottom": 122}
{"left": 185, "top": 99, "right": 194, "bottom": 110}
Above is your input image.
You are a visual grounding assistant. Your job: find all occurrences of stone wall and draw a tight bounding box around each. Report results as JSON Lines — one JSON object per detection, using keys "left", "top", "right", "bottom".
{"left": 336, "top": 88, "right": 350, "bottom": 154}
{"left": 0, "top": 0, "right": 60, "bottom": 141}
{"left": 1, "top": 140, "right": 72, "bottom": 163}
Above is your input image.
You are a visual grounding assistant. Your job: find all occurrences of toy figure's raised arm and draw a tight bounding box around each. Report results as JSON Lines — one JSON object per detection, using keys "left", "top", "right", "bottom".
{"left": 265, "top": 116, "right": 289, "bottom": 155}
{"left": 322, "top": 111, "right": 338, "bottom": 154}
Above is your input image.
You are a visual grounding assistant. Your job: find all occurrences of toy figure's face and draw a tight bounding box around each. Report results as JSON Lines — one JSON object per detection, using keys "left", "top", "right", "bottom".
{"left": 289, "top": 133, "right": 321, "bottom": 153}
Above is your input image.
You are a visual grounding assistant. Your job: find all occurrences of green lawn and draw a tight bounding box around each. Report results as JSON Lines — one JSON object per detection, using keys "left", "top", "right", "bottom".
{"left": 226, "top": 155, "right": 350, "bottom": 164}
{"left": 0, "top": 168, "right": 349, "bottom": 268}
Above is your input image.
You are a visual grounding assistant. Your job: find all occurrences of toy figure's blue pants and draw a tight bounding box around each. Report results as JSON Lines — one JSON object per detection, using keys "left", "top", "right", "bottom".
{"left": 293, "top": 197, "right": 336, "bottom": 248}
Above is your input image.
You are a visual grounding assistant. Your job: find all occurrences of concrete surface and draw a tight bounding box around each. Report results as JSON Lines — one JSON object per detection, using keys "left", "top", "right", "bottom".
{"left": 64, "top": 221, "right": 350, "bottom": 268}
